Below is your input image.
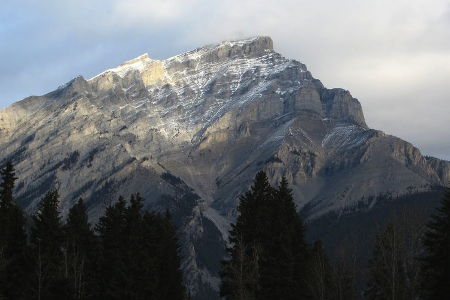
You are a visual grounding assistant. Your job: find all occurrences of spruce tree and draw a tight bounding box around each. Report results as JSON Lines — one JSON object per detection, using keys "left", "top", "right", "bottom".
{"left": 156, "top": 210, "right": 186, "bottom": 300}
{"left": 123, "top": 194, "right": 161, "bottom": 299}
{"left": 232, "top": 171, "right": 274, "bottom": 246}
{"left": 0, "top": 162, "right": 17, "bottom": 212}
{"left": 64, "top": 198, "right": 98, "bottom": 299}
{"left": 219, "top": 233, "right": 260, "bottom": 300}
{"left": 0, "top": 162, "right": 16, "bottom": 295}
{"left": 95, "top": 196, "right": 128, "bottom": 299}
{"left": 123, "top": 194, "right": 145, "bottom": 298}
{"left": 96, "top": 195, "right": 186, "bottom": 299}
{"left": 0, "top": 162, "right": 26, "bottom": 258}
{"left": 30, "top": 188, "right": 66, "bottom": 300}
{"left": 273, "top": 177, "right": 309, "bottom": 299}
{"left": 419, "top": 185, "right": 450, "bottom": 299}
{"left": 0, "top": 161, "right": 27, "bottom": 299}
{"left": 141, "top": 210, "right": 161, "bottom": 299}
{"left": 221, "top": 171, "right": 273, "bottom": 299}
{"left": 220, "top": 172, "right": 310, "bottom": 300}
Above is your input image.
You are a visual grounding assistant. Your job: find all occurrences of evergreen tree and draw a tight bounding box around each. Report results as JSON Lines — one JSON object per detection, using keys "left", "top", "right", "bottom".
{"left": 0, "top": 162, "right": 26, "bottom": 258}
{"left": 96, "top": 194, "right": 186, "bottom": 299}
{"left": 123, "top": 194, "right": 161, "bottom": 299}
{"left": 273, "top": 177, "right": 309, "bottom": 299}
{"left": 232, "top": 171, "right": 274, "bottom": 246}
{"left": 95, "top": 196, "right": 128, "bottom": 299}
{"left": 221, "top": 171, "right": 272, "bottom": 299}
{"left": 29, "top": 188, "right": 66, "bottom": 300}
{"left": 141, "top": 210, "right": 162, "bottom": 299}
{"left": 220, "top": 171, "right": 310, "bottom": 300}
{"left": 365, "top": 222, "right": 407, "bottom": 300}
{"left": 0, "top": 162, "right": 17, "bottom": 212}
{"left": 157, "top": 210, "right": 186, "bottom": 300}
{"left": 0, "top": 161, "right": 27, "bottom": 299}
{"left": 64, "top": 198, "right": 98, "bottom": 299}
{"left": 219, "top": 234, "right": 260, "bottom": 300}
{"left": 419, "top": 185, "right": 450, "bottom": 299}
{"left": 123, "top": 194, "right": 146, "bottom": 298}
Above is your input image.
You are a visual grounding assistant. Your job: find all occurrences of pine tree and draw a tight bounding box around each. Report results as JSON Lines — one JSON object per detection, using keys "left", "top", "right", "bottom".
{"left": 0, "top": 162, "right": 16, "bottom": 296}
{"left": 0, "top": 162, "right": 26, "bottom": 258}
{"left": 96, "top": 195, "right": 186, "bottom": 299}
{"left": 123, "top": 194, "right": 145, "bottom": 298}
{"left": 273, "top": 177, "right": 309, "bottom": 299}
{"left": 123, "top": 194, "right": 161, "bottom": 299}
{"left": 233, "top": 171, "right": 274, "bottom": 247}
{"left": 0, "top": 161, "right": 27, "bottom": 299}
{"left": 221, "top": 171, "right": 272, "bottom": 299}
{"left": 419, "top": 185, "right": 450, "bottom": 299}
{"left": 64, "top": 198, "right": 98, "bottom": 299}
{"left": 0, "top": 162, "right": 17, "bottom": 212}
{"left": 30, "top": 188, "right": 66, "bottom": 300}
{"left": 156, "top": 210, "right": 186, "bottom": 300}
{"left": 220, "top": 172, "right": 310, "bottom": 300}
{"left": 95, "top": 196, "right": 128, "bottom": 299}
{"left": 219, "top": 233, "right": 260, "bottom": 300}
{"left": 141, "top": 210, "right": 161, "bottom": 299}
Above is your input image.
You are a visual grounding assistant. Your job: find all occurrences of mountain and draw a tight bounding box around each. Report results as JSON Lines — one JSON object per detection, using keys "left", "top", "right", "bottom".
{"left": 0, "top": 36, "right": 449, "bottom": 298}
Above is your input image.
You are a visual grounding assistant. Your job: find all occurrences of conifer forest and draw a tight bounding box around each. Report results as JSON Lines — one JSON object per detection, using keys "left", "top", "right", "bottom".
{"left": 1, "top": 162, "right": 449, "bottom": 299}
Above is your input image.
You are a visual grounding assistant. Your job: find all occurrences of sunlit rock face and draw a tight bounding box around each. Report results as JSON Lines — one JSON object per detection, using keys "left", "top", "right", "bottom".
{"left": 1, "top": 36, "right": 449, "bottom": 297}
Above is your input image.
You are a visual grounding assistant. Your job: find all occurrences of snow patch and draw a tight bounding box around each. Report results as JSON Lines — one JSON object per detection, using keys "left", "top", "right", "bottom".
{"left": 322, "top": 123, "right": 367, "bottom": 149}
{"left": 89, "top": 54, "right": 153, "bottom": 80}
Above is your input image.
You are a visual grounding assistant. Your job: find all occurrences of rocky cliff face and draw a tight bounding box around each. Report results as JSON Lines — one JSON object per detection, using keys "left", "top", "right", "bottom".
{"left": 0, "top": 36, "right": 448, "bottom": 297}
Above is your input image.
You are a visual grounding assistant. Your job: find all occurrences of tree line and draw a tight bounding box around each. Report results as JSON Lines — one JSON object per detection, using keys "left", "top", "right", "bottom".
{"left": 220, "top": 171, "right": 450, "bottom": 300}
{"left": 364, "top": 185, "right": 450, "bottom": 300}
{"left": 0, "top": 162, "right": 187, "bottom": 300}
{"left": 1, "top": 162, "right": 449, "bottom": 299}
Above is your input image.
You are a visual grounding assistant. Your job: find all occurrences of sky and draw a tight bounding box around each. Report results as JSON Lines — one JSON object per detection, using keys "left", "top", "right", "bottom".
{"left": 1, "top": 0, "right": 449, "bottom": 160}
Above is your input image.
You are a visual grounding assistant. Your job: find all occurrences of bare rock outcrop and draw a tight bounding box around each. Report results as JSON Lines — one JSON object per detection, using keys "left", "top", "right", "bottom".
{"left": 0, "top": 36, "right": 448, "bottom": 297}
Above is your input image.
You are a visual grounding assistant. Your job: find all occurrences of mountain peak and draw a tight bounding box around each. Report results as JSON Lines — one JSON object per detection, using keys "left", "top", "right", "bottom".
{"left": 119, "top": 53, "right": 151, "bottom": 69}
{"left": 90, "top": 53, "right": 152, "bottom": 80}
{"left": 84, "top": 35, "right": 368, "bottom": 130}
{"left": 166, "top": 36, "right": 274, "bottom": 65}
{"left": 2, "top": 36, "right": 450, "bottom": 298}
{"left": 206, "top": 35, "right": 273, "bottom": 54}
{"left": 89, "top": 36, "right": 274, "bottom": 82}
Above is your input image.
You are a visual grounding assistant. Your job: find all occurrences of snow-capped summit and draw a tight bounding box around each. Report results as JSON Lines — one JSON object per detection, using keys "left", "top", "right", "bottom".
{"left": 0, "top": 36, "right": 449, "bottom": 297}
{"left": 91, "top": 53, "right": 153, "bottom": 80}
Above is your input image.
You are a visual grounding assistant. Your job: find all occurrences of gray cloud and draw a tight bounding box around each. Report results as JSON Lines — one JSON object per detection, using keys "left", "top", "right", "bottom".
{"left": 1, "top": 0, "right": 449, "bottom": 160}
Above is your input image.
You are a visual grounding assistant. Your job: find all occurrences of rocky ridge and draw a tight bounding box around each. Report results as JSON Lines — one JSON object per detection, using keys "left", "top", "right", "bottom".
{"left": 0, "top": 36, "right": 449, "bottom": 297}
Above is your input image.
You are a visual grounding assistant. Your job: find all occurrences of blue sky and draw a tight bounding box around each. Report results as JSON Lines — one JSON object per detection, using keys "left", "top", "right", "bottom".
{"left": 1, "top": 0, "right": 449, "bottom": 160}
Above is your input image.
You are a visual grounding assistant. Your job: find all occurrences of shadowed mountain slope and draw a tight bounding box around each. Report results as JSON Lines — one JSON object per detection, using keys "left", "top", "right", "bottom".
{"left": 1, "top": 36, "right": 448, "bottom": 298}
